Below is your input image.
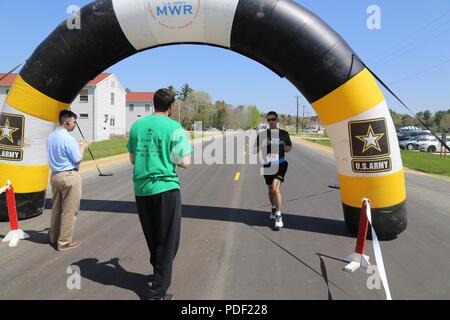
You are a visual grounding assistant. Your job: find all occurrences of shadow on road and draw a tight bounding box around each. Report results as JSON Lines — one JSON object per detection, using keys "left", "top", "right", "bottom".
{"left": 45, "top": 199, "right": 138, "bottom": 214}
{"left": 72, "top": 257, "right": 153, "bottom": 300}
{"left": 24, "top": 228, "right": 51, "bottom": 245}
{"left": 45, "top": 199, "right": 353, "bottom": 238}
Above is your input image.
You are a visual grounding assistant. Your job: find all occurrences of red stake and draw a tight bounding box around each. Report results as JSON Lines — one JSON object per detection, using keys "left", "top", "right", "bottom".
{"left": 354, "top": 200, "right": 369, "bottom": 255}
{"left": 6, "top": 185, "right": 19, "bottom": 231}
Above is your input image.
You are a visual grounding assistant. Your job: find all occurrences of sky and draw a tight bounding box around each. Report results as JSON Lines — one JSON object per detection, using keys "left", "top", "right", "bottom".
{"left": 0, "top": 0, "right": 449, "bottom": 116}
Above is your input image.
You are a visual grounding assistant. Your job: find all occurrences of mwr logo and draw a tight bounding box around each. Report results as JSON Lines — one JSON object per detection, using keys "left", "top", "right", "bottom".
{"left": 149, "top": 0, "right": 201, "bottom": 29}
{"left": 348, "top": 118, "right": 390, "bottom": 158}
{"left": 0, "top": 113, "right": 24, "bottom": 148}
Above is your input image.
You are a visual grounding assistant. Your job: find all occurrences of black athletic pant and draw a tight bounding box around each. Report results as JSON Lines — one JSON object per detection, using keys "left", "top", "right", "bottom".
{"left": 135, "top": 189, "right": 181, "bottom": 299}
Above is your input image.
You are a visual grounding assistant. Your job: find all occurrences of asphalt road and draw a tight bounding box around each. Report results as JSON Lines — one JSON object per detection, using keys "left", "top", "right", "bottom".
{"left": 0, "top": 134, "right": 449, "bottom": 300}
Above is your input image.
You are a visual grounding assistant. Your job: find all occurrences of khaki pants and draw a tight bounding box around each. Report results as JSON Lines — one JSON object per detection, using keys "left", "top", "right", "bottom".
{"left": 49, "top": 171, "right": 81, "bottom": 248}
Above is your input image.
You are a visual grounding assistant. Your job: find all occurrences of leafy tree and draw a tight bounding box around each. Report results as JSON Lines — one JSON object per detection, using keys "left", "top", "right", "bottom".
{"left": 440, "top": 114, "right": 450, "bottom": 133}
{"left": 213, "top": 101, "right": 228, "bottom": 129}
{"left": 179, "top": 83, "right": 194, "bottom": 101}
{"left": 185, "top": 91, "right": 213, "bottom": 127}
{"left": 390, "top": 109, "right": 403, "bottom": 129}
{"left": 401, "top": 114, "right": 417, "bottom": 127}
{"left": 248, "top": 105, "right": 261, "bottom": 129}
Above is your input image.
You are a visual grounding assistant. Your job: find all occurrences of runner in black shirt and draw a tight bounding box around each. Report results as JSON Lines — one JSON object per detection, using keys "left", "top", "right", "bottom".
{"left": 256, "top": 111, "right": 292, "bottom": 230}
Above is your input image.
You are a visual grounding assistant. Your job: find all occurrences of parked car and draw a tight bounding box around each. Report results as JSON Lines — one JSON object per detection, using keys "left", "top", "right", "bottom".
{"left": 304, "top": 127, "right": 319, "bottom": 133}
{"left": 413, "top": 136, "right": 438, "bottom": 150}
{"left": 418, "top": 137, "right": 450, "bottom": 153}
{"left": 399, "top": 135, "right": 431, "bottom": 150}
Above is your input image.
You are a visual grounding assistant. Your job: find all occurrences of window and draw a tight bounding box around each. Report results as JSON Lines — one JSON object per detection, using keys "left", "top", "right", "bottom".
{"left": 111, "top": 93, "right": 115, "bottom": 105}
{"left": 137, "top": 115, "right": 141, "bottom": 118}
{"left": 145, "top": 104, "right": 150, "bottom": 112}
{"left": 110, "top": 80, "right": 115, "bottom": 89}
{"left": 80, "top": 113, "right": 89, "bottom": 119}
{"left": 80, "top": 89, "right": 88, "bottom": 102}
{"left": 110, "top": 117, "right": 115, "bottom": 126}
{"left": 129, "top": 104, "right": 134, "bottom": 111}
{"left": 6, "top": 89, "right": 9, "bottom": 95}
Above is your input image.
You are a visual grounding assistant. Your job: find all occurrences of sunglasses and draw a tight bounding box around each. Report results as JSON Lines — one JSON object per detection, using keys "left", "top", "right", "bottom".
{"left": 267, "top": 118, "right": 277, "bottom": 122}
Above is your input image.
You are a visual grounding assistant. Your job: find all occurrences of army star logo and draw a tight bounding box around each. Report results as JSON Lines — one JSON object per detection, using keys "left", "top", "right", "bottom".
{"left": 355, "top": 124, "right": 385, "bottom": 153}
{"left": 0, "top": 118, "right": 19, "bottom": 144}
{"left": 348, "top": 118, "right": 390, "bottom": 158}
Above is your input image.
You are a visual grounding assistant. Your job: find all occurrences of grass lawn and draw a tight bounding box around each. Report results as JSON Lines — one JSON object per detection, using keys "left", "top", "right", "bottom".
{"left": 82, "top": 133, "right": 216, "bottom": 161}
{"left": 313, "top": 139, "right": 332, "bottom": 147}
{"left": 83, "top": 138, "right": 128, "bottom": 161}
{"left": 307, "top": 138, "right": 450, "bottom": 177}
{"left": 400, "top": 150, "right": 450, "bottom": 177}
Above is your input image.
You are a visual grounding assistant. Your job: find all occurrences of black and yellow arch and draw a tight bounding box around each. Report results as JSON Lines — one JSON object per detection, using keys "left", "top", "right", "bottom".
{"left": 0, "top": 0, "right": 407, "bottom": 239}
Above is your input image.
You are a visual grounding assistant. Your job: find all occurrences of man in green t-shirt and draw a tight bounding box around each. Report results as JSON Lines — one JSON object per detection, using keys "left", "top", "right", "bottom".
{"left": 127, "top": 88, "right": 192, "bottom": 300}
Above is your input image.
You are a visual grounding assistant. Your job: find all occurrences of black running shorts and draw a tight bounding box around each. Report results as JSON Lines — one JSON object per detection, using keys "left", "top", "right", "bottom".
{"left": 264, "top": 161, "right": 288, "bottom": 185}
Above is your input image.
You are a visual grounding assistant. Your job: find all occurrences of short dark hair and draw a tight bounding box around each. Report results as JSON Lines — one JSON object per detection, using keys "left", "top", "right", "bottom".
{"left": 154, "top": 89, "right": 175, "bottom": 112}
{"left": 267, "top": 111, "right": 278, "bottom": 119}
{"left": 59, "top": 110, "right": 78, "bottom": 125}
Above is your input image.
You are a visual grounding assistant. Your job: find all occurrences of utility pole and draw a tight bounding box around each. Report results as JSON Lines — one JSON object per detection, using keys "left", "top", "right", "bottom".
{"left": 295, "top": 96, "right": 300, "bottom": 135}
{"left": 302, "top": 104, "right": 306, "bottom": 131}
{"left": 178, "top": 100, "right": 181, "bottom": 124}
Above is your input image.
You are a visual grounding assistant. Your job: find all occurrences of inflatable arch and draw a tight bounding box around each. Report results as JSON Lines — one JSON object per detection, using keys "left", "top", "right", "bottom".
{"left": 0, "top": 0, "right": 407, "bottom": 239}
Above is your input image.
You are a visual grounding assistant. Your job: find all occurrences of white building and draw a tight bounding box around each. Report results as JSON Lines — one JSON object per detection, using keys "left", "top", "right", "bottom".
{"left": 126, "top": 92, "right": 155, "bottom": 132}
{"left": 0, "top": 73, "right": 126, "bottom": 141}
{"left": 70, "top": 73, "right": 126, "bottom": 141}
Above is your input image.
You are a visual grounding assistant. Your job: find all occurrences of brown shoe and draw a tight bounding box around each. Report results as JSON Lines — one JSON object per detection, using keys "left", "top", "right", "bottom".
{"left": 58, "top": 240, "right": 81, "bottom": 252}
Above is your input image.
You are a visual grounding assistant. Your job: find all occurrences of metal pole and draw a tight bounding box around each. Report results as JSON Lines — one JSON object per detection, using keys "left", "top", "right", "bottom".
{"left": 302, "top": 104, "right": 306, "bottom": 131}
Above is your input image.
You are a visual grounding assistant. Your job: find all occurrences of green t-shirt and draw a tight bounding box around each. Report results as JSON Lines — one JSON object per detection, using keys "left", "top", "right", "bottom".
{"left": 127, "top": 115, "right": 192, "bottom": 196}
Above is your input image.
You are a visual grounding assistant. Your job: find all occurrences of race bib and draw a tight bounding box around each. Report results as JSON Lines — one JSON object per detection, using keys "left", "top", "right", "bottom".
{"left": 266, "top": 153, "right": 279, "bottom": 163}
{"left": 271, "top": 138, "right": 280, "bottom": 146}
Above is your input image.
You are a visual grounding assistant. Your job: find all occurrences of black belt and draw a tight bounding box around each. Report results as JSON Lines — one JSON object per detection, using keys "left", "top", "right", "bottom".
{"left": 60, "top": 168, "right": 79, "bottom": 172}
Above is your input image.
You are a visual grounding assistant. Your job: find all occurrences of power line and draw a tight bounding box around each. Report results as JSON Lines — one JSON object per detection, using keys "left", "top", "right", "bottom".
{"left": 356, "top": 56, "right": 450, "bottom": 152}
{"left": 391, "top": 56, "right": 450, "bottom": 85}
{"left": 374, "top": 23, "right": 450, "bottom": 67}
{"left": 368, "top": 9, "right": 450, "bottom": 65}
{"left": 0, "top": 62, "right": 24, "bottom": 82}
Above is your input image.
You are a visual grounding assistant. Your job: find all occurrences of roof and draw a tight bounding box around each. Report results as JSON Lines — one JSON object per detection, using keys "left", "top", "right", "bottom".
{"left": 126, "top": 92, "right": 155, "bottom": 103}
{"left": 89, "top": 73, "right": 112, "bottom": 85}
{"left": 0, "top": 73, "right": 17, "bottom": 86}
{"left": 0, "top": 73, "right": 112, "bottom": 87}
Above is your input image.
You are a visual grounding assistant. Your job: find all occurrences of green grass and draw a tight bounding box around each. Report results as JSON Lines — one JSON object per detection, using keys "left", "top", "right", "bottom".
{"left": 83, "top": 138, "right": 128, "bottom": 161}
{"left": 82, "top": 133, "right": 212, "bottom": 161}
{"left": 400, "top": 150, "right": 450, "bottom": 176}
{"left": 313, "top": 139, "right": 332, "bottom": 147}
{"left": 308, "top": 138, "right": 450, "bottom": 177}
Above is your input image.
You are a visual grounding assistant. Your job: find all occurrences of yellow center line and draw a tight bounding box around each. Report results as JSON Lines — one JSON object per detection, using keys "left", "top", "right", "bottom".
{"left": 234, "top": 172, "right": 241, "bottom": 181}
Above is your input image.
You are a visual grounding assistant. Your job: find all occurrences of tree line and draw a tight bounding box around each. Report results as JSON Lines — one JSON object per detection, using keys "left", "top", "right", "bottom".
{"left": 166, "top": 84, "right": 321, "bottom": 131}
{"left": 166, "top": 84, "right": 450, "bottom": 133}
{"left": 390, "top": 109, "right": 450, "bottom": 133}
{"left": 167, "top": 84, "right": 260, "bottom": 130}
